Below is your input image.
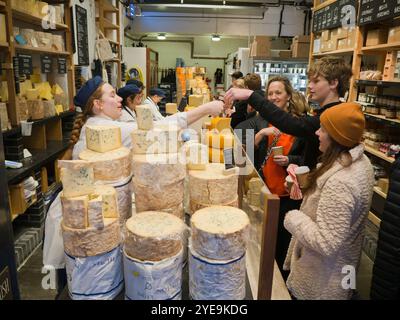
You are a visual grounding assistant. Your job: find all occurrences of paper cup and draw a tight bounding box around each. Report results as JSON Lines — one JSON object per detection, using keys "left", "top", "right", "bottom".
{"left": 285, "top": 175, "right": 294, "bottom": 191}
{"left": 294, "top": 166, "right": 310, "bottom": 188}
{"left": 271, "top": 146, "right": 283, "bottom": 156}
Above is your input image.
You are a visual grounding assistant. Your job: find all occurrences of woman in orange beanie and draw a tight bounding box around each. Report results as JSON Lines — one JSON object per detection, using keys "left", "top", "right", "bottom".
{"left": 283, "top": 102, "right": 375, "bottom": 299}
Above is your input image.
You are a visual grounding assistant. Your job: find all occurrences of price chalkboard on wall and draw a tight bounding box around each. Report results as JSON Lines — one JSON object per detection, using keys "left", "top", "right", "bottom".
{"left": 41, "top": 55, "right": 52, "bottom": 73}
{"left": 17, "top": 54, "right": 33, "bottom": 75}
{"left": 57, "top": 57, "right": 67, "bottom": 74}
{"left": 75, "top": 5, "right": 89, "bottom": 66}
{"left": 359, "top": 0, "right": 400, "bottom": 26}
{"left": 313, "top": 0, "right": 358, "bottom": 33}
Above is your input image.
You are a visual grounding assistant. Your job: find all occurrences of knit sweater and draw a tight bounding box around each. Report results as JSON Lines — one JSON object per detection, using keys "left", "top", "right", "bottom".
{"left": 283, "top": 144, "right": 374, "bottom": 300}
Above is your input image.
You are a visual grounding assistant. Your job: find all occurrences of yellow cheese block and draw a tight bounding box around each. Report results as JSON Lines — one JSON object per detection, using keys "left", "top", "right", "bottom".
{"left": 26, "top": 88, "right": 39, "bottom": 100}
{"left": 55, "top": 104, "right": 64, "bottom": 114}
{"left": 166, "top": 103, "right": 177, "bottom": 114}
{"left": 208, "top": 147, "right": 224, "bottom": 163}
{"left": 34, "top": 82, "right": 53, "bottom": 101}
{"left": 189, "top": 94, "right": 204, "bottom": 107}
{"left": 184, "top": 106, "right": 196, "bottom": 112}
{"left": 205, "top": 130, "right": 234, "bottom": 149}
{"left": 85, "top": 125, "right": 122, "bottom": 153}
{"left": 0, "top": 81, "right": 8, "bottom": 102}
{"left": 20, "top": 80, "right": 33, "bottom": 98}
{"left": 210, "top": 117, "right": 231, "bottom": 131}
{"left": 51, "top": 84, "right": 64, "bottom": 95}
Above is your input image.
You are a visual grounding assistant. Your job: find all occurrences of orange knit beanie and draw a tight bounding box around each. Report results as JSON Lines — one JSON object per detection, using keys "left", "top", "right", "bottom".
{"left": 320, "top": 102, "right": 365, "bottom": 147}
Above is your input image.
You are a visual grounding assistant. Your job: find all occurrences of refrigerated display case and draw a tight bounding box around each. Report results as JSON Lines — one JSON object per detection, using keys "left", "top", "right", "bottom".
{"left": 251, "top": 58, "right": 308, "bottom": 93}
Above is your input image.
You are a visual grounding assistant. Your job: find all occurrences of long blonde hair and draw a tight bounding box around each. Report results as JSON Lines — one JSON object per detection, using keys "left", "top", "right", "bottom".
{"left": 69, "top": 82, "right": 104, "bottom": 147}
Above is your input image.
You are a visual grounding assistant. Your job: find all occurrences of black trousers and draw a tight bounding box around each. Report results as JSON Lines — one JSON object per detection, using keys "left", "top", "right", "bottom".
{"left": 275, "top": 196, "right": 302, "bottom": 281}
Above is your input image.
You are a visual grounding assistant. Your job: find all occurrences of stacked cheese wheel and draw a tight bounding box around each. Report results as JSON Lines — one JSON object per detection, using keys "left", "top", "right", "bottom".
{"left": 188, "top": 163, "right": 238, "bottom": 214}
{"left": 59, "top": 160, "right": 121, "bottom": 257}
{"left": 131, "top": 105, "right": 185, "bottom": 218}
{"left": 189, "top": 206, "right": 250, "bottom": 300}
{"left": 78, "top": 125, "right": 133, "bottom": 227}
{"left": 123, "top": 211, "right": 186, "bottom": 300}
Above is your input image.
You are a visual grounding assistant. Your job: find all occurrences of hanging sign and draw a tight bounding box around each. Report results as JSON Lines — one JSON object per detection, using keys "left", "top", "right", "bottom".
{"left": 41, "top": 55, "right": 52, "bottom": 74}
{"left": 17, "top": 54, "right": 33, "bottom": 76}
{"left": 57, "top": 57, "right": 67, "bottom": 74}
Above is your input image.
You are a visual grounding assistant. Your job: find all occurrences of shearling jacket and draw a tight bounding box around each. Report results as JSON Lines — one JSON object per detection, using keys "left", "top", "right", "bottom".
{"left": 283, "top": 144, "right": 374, "bottom": 300}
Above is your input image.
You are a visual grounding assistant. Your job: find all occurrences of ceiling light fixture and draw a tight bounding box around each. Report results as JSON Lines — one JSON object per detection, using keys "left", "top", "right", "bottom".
{"left": 157, "top": 33, "right": 166, "bottom": 40}
{"left": 211, "top": 34, "right": 221, "bottom": 41}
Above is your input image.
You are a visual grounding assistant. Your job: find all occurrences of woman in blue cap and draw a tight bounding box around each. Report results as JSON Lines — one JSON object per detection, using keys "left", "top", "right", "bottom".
{"left": 143, "top": 87, "right": 167, "bottom": 121}
{"left": 117, "top": 84, "right": 144, "bottom": 122}
{"left": 69, "top": 76, "right": 223, "bottom": 158}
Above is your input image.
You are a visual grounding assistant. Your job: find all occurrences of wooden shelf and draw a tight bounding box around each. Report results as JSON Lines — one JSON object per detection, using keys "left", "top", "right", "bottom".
{"left": 96, "top": 17, "right": 119, "bottom": 29}
{"left": 15, "top": 44, "right": 70, "bottom": 56}
{"left": 0, "top": 1, "right": 5, "bottom": 8}
{"left": 362, "top": 42, "right": 400, "bottom": 52}
{"left": 374, "top": 186, "right": 387, "bottom": 199}
{"left": 12, "top": 8, "right": 69, "bottom": 30}
{"left": 368, "top": 211, "right": 381, "bottom": 228}
{"left": 0, "top": 41, "right": 9, "bottom": 48}
{"left": 108, "top": 39, "right": 120, "bottom": 46}
{"left": 365, "top": 145, "right": 395, "bottom": 163}
{"left": 100, "top": 0, "right": 119, "bottom": 13}
{"left": 312, "top": 0, "right": 337, "bottom": 12}
{"left": 312, "top": 48, "right": 355, "bottom": 57}
{"left": 356, "top": 79, "right": 400, "bottom": 87}
{"left": 363, "top": 112, "right": 400, "bottom": 125}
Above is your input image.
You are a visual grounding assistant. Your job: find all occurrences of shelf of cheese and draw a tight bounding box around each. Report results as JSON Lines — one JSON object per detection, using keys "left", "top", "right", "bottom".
{"left": 312, "top": 48, "right": 355, "bottom": 57}
{"left": 362, "top": 42, "right": 400, "bottom": 52}
{"left": 368, "top": 211, "right": 381, "bottom": 228}
{"left": 364, "top": 145, "right": 395, "bottom": 163}
{"left": 374, "top": 186, "right": 387, "bottom": 199}
{"left": 12, "top": 8, "right": 68, "bottom": 30}
{"left": 14, "top": 44, "right": 69, "bottom": 56}
{"left": 356, "top": 79, "right": 400, "bottom": 87}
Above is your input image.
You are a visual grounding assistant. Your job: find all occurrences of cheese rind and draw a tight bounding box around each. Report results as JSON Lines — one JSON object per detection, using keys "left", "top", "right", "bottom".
{"left": 210, "top": 117, "right": 231, "bottom": 132}
{"left": 62, "top": 218, "right": 120, "bottom": 257}
{"left": 190, "top": 206, "right": 250, "bottom": 260}
{"left": 190, "top": 196, "right": 238, "bottom": 215}
{"left": 133, "top": 178, "right": 184, "bottom": 212}
{"left": 58, "top": 160, "right": 94, "bottom": 197}
{"left": 92, "top": 185, "right": 119, "bottom": 219}
{"left": 61, "top": 194, "right": 89, "bottom": 229}
{"left": 189, "top": 163, "right": 238, "bottom": 204}
{"left": 85, "top": 125, "right": 122, "bottom": 153}
{"left": 88, "top": 196, "right": 104, "bottom": 229}
{"left": 131, "top": 153, "right": 186, "bottom": 186}
{"left": 78, "top": 147, "right": 131, "bottom": 182}
{"left": 136, "top": 104, "right": 154, "bottom": 130}
{"left": 125, "top": 211, "right": 185, "bottom": 261}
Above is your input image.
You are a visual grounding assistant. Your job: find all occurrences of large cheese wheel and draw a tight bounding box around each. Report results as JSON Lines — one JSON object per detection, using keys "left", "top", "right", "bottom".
{"left": 92, "top": 185, "right": 118, "bottom": 218}
{"left": 158, "top": 202, "right": 184, "bottom": 219}
{"left": 125, "top": 211, "right": 185, "bottom": 261}
{"left": 190, "top": 206, "right": 250, "bottom": 260}
{"left": 189, "top": 163, "right": 238, "bottom": 205}
{"left": 131, "top": 124, "right": 180, "bottom": 154}
{"left": 79, "top": 147, "right": 131, "bottom": 182}
{"left": 58, "top": 160, "right": 94, "bottom": 198}
{"left": 132, "top": 153, "right": 186, "bottom": 186}
{"left": 61, "top": 194, "right": 89, "bottom": 229}
{"left": 62, "top": 218, "right": 120, "bottom": 257}
{"left": 133, "top": 178, "right": 184, "bottom": 212}
{"left": 190, "top": 196, "right": 238, "bottom": 215}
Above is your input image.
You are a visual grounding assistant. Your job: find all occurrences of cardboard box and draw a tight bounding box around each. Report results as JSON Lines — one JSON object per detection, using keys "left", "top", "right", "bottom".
{"left": 327, "top": 39, "right": 337, "bottom": 51}
{"left": 250, "top": 36, "right": 271, "bottom": 57}
{"left": 293, "top": 35, "right": 311, "bottom": 43}
{"left": 279, "top": 50, "right": 292, "bottom": 58}
{"left": 337, "top": 38, "right": 347, "bottom": 50}
{"left": 313, "top": 38, "right": 321, "bottom": 53}
{"left": 292, "top": 42, "right": 310, "bottom": 57}
{"left": 388, "top": 26, "right": 400, "bottom": 43}
{"left": 321, "top": 30, "right": 330, "bottom": 41}
{"left": 336, "top": 27, "right": 349, "bottom": 39}
{"left": 366, "top": 29, "right": 388, "bottom": 46}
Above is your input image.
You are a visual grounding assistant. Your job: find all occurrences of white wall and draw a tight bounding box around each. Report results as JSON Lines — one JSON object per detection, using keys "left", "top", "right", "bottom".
{"left": 123, "top": 47, "right": 148, "bottom": 86}
{"left": 130, "top": 6, "right": 306, "bottom": 37}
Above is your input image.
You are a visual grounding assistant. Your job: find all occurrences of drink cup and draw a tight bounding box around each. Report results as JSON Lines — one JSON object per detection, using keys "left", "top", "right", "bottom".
{"left": 285, "top": 175, "right": 294, "bottom": 192}
{"left": 295, "top": 166, "right": 310, "bottom": 188}
{"left": 271, "top": 146, "right": 283, "bottom": 156}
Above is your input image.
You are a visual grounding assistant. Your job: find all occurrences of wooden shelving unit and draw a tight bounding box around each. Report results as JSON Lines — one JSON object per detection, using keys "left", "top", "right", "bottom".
{"left": 363, "top": 112, "right": 400, "bottom": 125}
{"left": 374, "top": 186, "right": 387, "bottom": 199}
{"left": 0, "top": 41, "right": 9, "bottom": 48}
{"left": 368, "top": 211, "right": 381, "bottom": 228}
{"left": 362, "top": 42, "right": 400, "bottom": 53}
{"left": 95, "top": 0, "right": 122, "bottom": 87}
{"left": 12, "top": 8, "right": 69, "bottom": 30}
{"left": 0, "top": 0, "right": 5, "bottom": 8}
{"left": 365, "top": 145, "right": 395, "bottom": 164}
{"left": 14, "top": 44, "right": 70, "bottom": 56}
{"left": 312, "top": 48, "right": 355, "bottom": 57}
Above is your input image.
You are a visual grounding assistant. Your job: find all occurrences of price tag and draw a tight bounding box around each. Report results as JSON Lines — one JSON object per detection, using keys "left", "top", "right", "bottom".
{"left": 17, "top": 54, "right": 33, "bottom": 75}
{"left": 57, "top": 57, "right": 67, "bottom": 74}
{"left": 223, "top": 148, "right": 235, "bottom": 170}
{"left": 41, "top": 55, "right": 52, "bottom": 74}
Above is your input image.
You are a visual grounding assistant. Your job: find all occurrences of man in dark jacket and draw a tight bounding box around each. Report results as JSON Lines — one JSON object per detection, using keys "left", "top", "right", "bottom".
{"left": 225, "top": 56, "right": 353, "bottom": 169}
{"left": 370, "top": 154, "right": 400, "bottom": 299}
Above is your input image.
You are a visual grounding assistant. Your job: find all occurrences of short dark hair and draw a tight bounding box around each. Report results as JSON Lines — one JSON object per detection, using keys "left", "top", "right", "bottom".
{"left": 231, "top": 71, "right": 243, "bottom": 80}
{"left": 244, "top": 73, "right": 261, "bottom": 91}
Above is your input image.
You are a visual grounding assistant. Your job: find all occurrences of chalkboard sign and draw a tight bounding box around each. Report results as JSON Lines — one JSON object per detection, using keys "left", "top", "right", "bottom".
{"left": 75, "top": 5, "right": 89, "bottom": 66}
{"left": 313, "top": 0, "right": 358, "bottom": 33}
{"left": 12, "top": 57, "right": 20, "bottom": 95}
{"left": 41, "top": 55, "right": 52, "bottom": 74}
{"left": 57, "top": 57, "right": 67, "bottom": 74}
{"left": 17, "top": 54, "right": 33, "bottom": 75}
{"left": 359, "top": 0, "right": 400, "bottom": 26}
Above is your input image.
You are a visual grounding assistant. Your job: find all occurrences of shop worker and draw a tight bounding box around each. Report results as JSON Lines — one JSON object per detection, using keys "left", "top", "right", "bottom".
{"left": 224, "top": 56, "right": 353, "bottom": 169}
{"left": 126, "top": 78, "right": 144, "bottom": 90}
{"left": 43, "top": 77, "right": 223, "bottom": 272}
{"left": 70, "top": 76, "right": 223, "bottom": 158}
{"left": 116, "top": 84, "right": 142, "bottom": 122}
{"left": 143, "top": 87, "right": 166, "bottom": 121}
{"left": 283, "top": 103, "right": 374, "bottom": 299}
